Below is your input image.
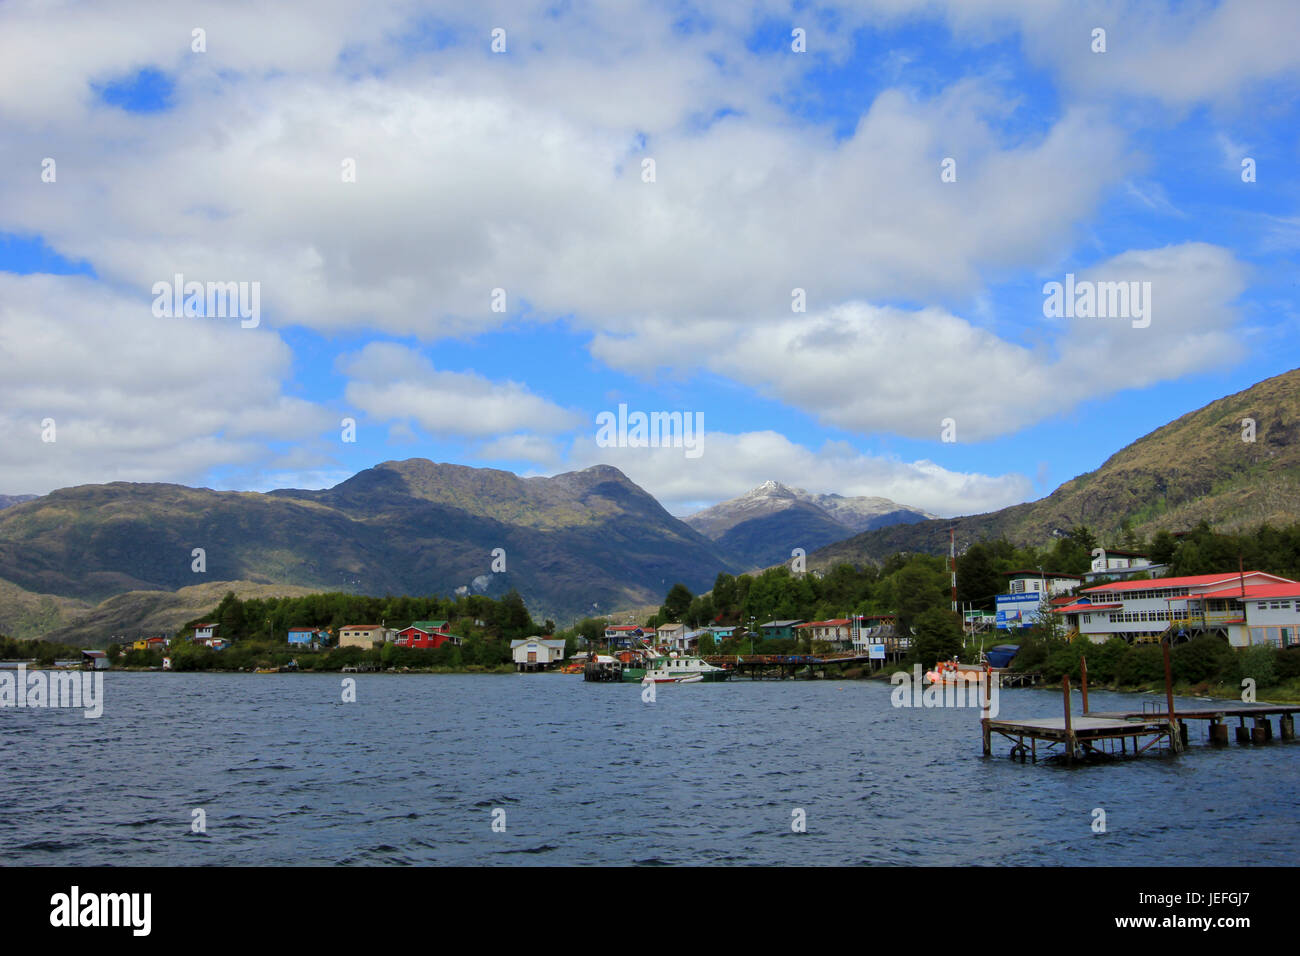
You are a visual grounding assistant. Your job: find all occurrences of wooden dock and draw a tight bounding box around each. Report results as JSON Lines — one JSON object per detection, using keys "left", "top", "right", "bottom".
{"left": 983, "top": 713, "right": 1176, "bottom": 763}
{"left": 981, "top": 642, "right": 1298, "bottom": 763}
{"left": 703, "top": 653, "right": 874, "bottom": 679}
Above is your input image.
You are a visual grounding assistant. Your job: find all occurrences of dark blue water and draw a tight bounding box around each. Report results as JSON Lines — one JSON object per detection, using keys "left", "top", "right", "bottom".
{"left": 3, "top": 673, "right": 1297, "bottom": 865}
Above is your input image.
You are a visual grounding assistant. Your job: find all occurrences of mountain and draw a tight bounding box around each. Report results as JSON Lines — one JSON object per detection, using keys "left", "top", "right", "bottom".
{"left": 811, "top": 367, "right": 1300, "bottom": 568}
{"left": 0, "top": 494, "right": 37, "bottom": 510}
{"left": 684, "top": 480, "right": 933, "bottom": 569}
{"left": 0, "top": 460, "right": 741, "bottom": 637}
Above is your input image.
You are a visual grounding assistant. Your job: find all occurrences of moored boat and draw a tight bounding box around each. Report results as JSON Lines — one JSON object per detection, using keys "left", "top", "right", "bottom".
{"left": 924, "top": 657, "right": 995, "bottom": 685}
{"left": 632, "top": 653, "right": 729, "bottom": 683}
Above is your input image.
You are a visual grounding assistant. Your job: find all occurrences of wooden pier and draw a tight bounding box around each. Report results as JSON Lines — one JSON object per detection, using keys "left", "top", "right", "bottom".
{"left": 704, "top": 653, "right": 873, "bottom": 680}
{"left": 981, "top": 641, "right": 1298, "bottom": 763}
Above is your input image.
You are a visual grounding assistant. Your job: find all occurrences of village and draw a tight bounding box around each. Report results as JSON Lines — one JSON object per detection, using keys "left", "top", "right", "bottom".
{"left": 46, "top": 545, "right": 1300, "bottom": 680}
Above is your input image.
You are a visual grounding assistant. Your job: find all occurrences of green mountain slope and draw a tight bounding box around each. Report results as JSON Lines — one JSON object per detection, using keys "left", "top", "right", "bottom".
{"left": 0, "top": 461, "right": 741, "bottom": 631}
{"left": 811, "top": 367, "right": 1300, "bottom": 568}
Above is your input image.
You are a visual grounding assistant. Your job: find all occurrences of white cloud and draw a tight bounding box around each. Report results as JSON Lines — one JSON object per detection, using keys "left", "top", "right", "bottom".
{"left": 565, "top": 430, "right": 1033, "bottom": 518}
{"left": 592, "top": 242, "right": 1248, "bottom": 440}
{"left": 0, "top": 273, "right": 335, "bottom": 493}
{"left": 340, "top": 342, "right": 583, "bottom": 438}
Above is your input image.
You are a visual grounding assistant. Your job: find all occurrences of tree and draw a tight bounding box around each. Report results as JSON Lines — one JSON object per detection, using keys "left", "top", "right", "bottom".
{"left": 712, "top": 573, "right": 737, "bottom": 613}
{"left": 1149, "top": 529, "right": 1176, "bottom": 566}
{"left": 956, "top": 544, "right": 1001, "bottom": 611}
{"left": 1069, "top": 526, "right": 1097, "bottom": 556}
{"left": 661, "top": 583, "right": 693, "bottom": 622}
{"left": 910, "top": 608, "right": 963, "bottom": 667}
{"left": 894, "top": 559, "right": 948, "bottom": 634}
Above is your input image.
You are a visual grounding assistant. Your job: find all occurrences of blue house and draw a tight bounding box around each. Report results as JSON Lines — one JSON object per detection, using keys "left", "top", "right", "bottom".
{"left": 287, "top": 627, "right": 328, "bottom": 647}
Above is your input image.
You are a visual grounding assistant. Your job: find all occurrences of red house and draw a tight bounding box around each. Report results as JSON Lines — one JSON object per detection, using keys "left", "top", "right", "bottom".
{"left": 394, "top": 620, "right": 461, "bottom": 649}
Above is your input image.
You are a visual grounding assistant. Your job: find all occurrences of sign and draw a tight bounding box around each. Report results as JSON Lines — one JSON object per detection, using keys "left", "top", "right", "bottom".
{"left": 868, "top": 644, "right": 886, "bottom": 660}
{"left": 995, "top": 592, "right": 1043, "bottom": 630}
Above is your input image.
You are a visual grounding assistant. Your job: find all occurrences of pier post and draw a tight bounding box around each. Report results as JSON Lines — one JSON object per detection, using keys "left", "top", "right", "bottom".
{"left": 1236, "top": 724, "right": 1251, "bottom": 744}
{"left": 1252, "top": 718, "right": 1268, "bottom": 745}
{"left": 982, "top": 717, "right": 991, "bottom": 756}
{"left": 1162, "top": 641, "right": 1182, "bottom": 753}
{"left": 1210, "top": 721, "right": 1229, "bottom": 745}
{"left": 1080, "top": 656, "right": 1090, "bottom": 714}
{"left": 1063, "top": 676, "right": 1074, "bottom": 764}
{"left": 1281, "top": 714, "right": 1295, "bottom": 740}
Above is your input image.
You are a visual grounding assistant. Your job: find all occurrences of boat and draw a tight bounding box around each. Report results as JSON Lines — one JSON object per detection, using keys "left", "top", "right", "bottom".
{"left": 924, "top": 658, "right": 993, "bottom": 685}
{"left": 631, "top": 653, "right": 730, "bottom": 683}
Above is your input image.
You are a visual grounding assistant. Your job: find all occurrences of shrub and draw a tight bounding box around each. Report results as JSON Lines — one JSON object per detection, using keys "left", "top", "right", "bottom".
{"left": 1116, "top": 644, "right": 1164, "bottom": 685}
{"left": 1172, "top": 634, "right": 1235, "bottom": 684}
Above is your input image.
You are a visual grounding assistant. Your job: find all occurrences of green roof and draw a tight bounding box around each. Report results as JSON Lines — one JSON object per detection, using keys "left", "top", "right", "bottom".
{"left": 411, "top": 620, "right": 448, "bottom": 630}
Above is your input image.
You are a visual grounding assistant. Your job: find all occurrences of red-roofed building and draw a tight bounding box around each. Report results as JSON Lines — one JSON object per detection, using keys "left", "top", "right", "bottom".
{"left": 1055, "top": 571, "right": 1299, "bottom": 647}
{"left": 394, "top": 624, "right": 462, "bottom": 649}
{"left": 603, "top": 624, "right": 644, "bottom": 648}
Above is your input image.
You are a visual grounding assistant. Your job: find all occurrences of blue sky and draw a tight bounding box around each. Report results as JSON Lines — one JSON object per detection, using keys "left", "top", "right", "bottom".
{"left": 1, "top": 0, "right": 1297, "bottom": 516}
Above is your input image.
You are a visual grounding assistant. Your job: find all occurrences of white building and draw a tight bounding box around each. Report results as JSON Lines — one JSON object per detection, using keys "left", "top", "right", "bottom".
{"left": 656, "top": 623, "right": 686, "bottom": 649}
{"left": 995, "top": 571, "right": 1082, "bottom": 630}
{"left": 1055, "top": 571, "right": 1300, "bottom": 647}
{"left": 1082, "top": 549, "right": 1166, "bottom": 584}
{"left": 1004, "top": 570, "right": 1082, "bottom": 598}
{"left": 511, "top": 637, "right": 566, "bottom": 671}
{"left": 794, "top": 619, "right": 853, "bottom": 648}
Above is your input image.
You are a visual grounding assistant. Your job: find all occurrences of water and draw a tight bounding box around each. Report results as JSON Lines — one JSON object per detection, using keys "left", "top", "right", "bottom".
{"left": 3, "top": 672, "right": 1297, "bottom": 865}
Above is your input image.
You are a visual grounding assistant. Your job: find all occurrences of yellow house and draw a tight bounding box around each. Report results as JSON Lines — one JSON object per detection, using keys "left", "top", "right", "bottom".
{"left": 338, "top": 624, "right": 394, "bottom": 649}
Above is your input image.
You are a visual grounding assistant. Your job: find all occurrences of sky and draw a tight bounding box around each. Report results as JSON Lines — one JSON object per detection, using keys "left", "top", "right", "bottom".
{"left": 1, "top": 0, "right": 1298, "bottom": 518}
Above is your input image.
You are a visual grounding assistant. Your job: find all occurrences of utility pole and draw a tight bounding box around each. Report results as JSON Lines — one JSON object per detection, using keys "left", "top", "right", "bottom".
{"left": 950, "top": 528, "right": 958, "bottom": 614}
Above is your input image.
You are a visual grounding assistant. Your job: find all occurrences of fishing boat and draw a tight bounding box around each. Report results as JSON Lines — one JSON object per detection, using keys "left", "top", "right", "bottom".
{"left": 630, "top": 653, "right": 730, "bottom": 683}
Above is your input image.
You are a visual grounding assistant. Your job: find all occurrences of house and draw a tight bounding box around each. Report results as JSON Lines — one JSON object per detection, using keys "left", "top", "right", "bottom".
{"left": 656, "top": 622, "right": 687, "bottom": 649}
{"left": 131, "top": 637, "right": 167, "bottom": 652}
{"left": 510, "top": 636, "right": 566, "bottom": 672}
{"left": 604, "top": 624, "right": 644, "bottom": 648}
{"left": 708, "top": 626, "right": 737, "bottom": 641}
{"left": 338, "top": 624, "right": 394, "bottom": 649}
{"left": 287, "top": 627, "right": 330, "bottom": 648}
{"left": 1082, "top": 549, "right": 1167, "bottom": 584}
{"left": 850, "top": 615, "right": 908, "bottom": 660}
{"left": 1054, "top": 571, "right": 1300, "bottom": 647}
{"left": 760, "top": 620, "right": 803, "bottom": 641}
{"left": 81, "top": 650, "right": 110, "bottom": 670}
{"left": 394, "top": 622, "right": 462, "bottom": 649}
{"left": 193, "top": 625, "right": 229, "bottom": 649}
{"left": 794, "top": 619, "right": 853, "bottom": 648}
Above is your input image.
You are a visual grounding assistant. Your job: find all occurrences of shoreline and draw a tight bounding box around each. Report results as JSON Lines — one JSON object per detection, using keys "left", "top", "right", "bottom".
{"left": 14, "top": 662, "right": 1298, "bottom": 704}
